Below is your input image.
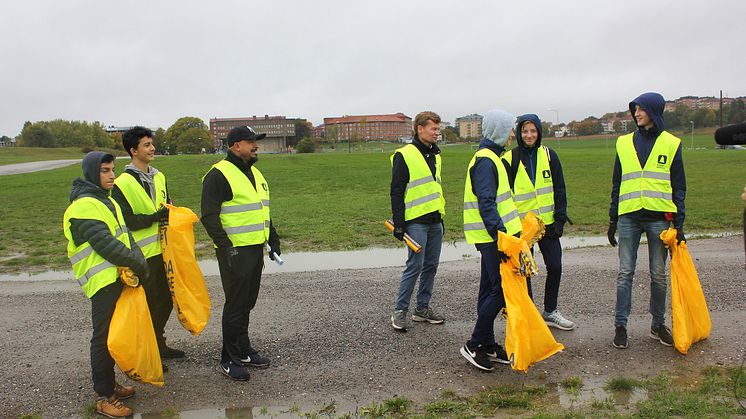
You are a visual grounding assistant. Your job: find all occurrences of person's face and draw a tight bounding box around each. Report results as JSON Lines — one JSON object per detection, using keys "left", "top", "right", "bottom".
{"left": 232, "top": 139, "right": 259, "bottom": 161}
{"left": 417, "top": 120, "right": 440, "bottom": 145}
{"left": 634, "top": 105, "right": 654, "bottom": 129}
{"left": 521, "top": 121, "right": 538, "bottom": 147}
{"left": 99, "top": 161, "right": 116, "bottom": 191}
{"left": 506, "top": 129, "right": 515, "bottom": 148}
{"left": 131, "top": 136, "right": 155, "bottom": 164}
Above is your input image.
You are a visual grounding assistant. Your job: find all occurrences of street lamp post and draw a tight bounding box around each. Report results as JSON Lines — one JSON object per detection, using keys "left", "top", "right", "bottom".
{"left": 690, "top": 121, "right": 694, "bottom": 150}
{"left": 548, "top": 108, "right": 559, "bottom": 149}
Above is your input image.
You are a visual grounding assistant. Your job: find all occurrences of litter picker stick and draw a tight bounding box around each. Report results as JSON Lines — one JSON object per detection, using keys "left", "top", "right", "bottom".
{"left": 265, "top": 244, "right": 284, "bottom": 266}
{"left": 384, "top": 220, "right": 422, "bottom": 253}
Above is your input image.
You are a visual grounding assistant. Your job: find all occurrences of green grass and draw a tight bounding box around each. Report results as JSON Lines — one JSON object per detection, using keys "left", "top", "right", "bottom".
{"left": 560, "top": 376, "right": 584, "bottom": 393}
{"left": 0, "top": 146, "right": 126, "bottom": 165}
{"left": 605, "top": 377, "right": 639, "bottom": 392}
{"left": 1, "top": 132, "right": 744, "bottom": 273}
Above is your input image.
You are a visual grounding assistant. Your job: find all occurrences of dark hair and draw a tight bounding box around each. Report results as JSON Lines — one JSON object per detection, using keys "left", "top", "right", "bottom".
{"left": 101, "top": 154, "right": 115, "bottom": 164}
{"left": 122, "top": 126, "right": 154, "bottom": 157}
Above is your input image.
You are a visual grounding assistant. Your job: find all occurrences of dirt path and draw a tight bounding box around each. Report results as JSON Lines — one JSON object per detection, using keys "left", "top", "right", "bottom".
{"left": 1, "top": 236, "right": 744, "bottom": 417}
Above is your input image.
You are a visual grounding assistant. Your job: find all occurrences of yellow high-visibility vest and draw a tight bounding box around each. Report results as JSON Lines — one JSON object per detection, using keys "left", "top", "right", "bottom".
{"left": 504, "top": 147, "right": 555, "bottom": 224}
{"left": 113, "top": 171, "right": 167, "bottom": 258}
{"left": 463, "top": 148, "right": 522, "bottom": 243}
{"left": 63, "top": 197, "right": 131, "bottom": 298}
{"left": 616, "top": 131, "right": 679, "bottom": 215}
{"left": 391, "top": 144, "right": 445, "bottom": 221}
{"left": 207, "top": 160, "right": 270, "bottom": 247}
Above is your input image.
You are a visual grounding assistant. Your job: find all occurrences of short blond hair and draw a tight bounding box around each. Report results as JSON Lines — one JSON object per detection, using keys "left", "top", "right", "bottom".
{"left": 413, "top": 111, "right": 441, "bottom": 136}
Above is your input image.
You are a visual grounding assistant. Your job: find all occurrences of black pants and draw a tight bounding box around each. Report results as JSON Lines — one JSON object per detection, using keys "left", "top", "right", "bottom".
{"left": 469, "top": 242, "right": 506, "bottom": 347}
{"left": 526, "top": 235, "right": 563, "bottom": 313}
{"left": 90, "top": 280, "right": 123, "bottom": 398}
{"left": 141, "top": 254, "right": 173, "bottom": 348}
{"left": 216, "top": 244, "right": 264, "bottom": 364}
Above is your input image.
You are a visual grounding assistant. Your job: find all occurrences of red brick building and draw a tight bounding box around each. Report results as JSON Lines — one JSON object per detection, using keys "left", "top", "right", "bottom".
{"left": 322, "top": 113, "right": 412, "bottom": 142}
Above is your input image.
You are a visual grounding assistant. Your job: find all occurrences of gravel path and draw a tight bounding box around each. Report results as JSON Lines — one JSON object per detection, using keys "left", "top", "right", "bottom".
{"left": 1, "top": 236, "right": 744, "bottom": 417}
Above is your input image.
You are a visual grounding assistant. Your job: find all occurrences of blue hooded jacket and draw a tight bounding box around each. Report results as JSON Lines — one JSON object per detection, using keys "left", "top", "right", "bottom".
{"left": 609, "top": 92, "right": 686, "bottom": 228}
{"left": 511, "top": 114, "right": 567, "bottom": 225}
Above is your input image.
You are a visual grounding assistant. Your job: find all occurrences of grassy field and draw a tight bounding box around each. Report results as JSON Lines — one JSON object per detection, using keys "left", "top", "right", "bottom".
{"left": 0, "top": 146, "right": 127, "bottom": 165}
{"left": 1, "top": 132, "right": 744, "bottom": 273}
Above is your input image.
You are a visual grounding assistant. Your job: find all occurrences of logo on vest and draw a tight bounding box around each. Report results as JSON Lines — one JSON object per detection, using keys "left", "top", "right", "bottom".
{"left": 657, "top": 155, "right": 667, "bottom": 166}
{"left": 262, "top": 183, "right": 268, "bottom": 192}
{"left": 542, "top": 170, "right": 551, "bottom": 179}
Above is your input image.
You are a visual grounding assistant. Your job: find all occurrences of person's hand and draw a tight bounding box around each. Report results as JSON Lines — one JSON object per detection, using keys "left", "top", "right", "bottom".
{"left": 497, "top": 249, "right": 510, "bottom": 263}
{"left": 553, "top": 222, "right": 564, "bottom": 238}
{"left": 153, "top": 206, "right": 169, "bottom": 223}
{"left": 268, "top": 240, "right": 281, "bottom": 261}
{"left": 133, "top": 258, "right": 149, "bottom": 281}
{"left": 393, "top": 225, "right": 405, "bottom": 241}
{"left": 676, "top": 228, "right": 686, "bottom": 245}
{"left": 607, "top": 222, "right": 618, "bottom": 247}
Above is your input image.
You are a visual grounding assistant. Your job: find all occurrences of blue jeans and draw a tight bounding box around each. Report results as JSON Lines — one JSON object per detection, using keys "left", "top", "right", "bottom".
{"left": 614, "top": 215, "right": 669, "bottom": 328}
{"left": 395, "top": 222, "right": 443, "bottom": 311}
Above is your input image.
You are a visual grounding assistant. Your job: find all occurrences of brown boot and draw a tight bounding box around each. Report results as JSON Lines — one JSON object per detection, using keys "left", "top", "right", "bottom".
{"left": 113, "top": 382, "right": 136, "bottom": 400}
{"left": 96, "top": 396, "right": 133, "bottom": 418}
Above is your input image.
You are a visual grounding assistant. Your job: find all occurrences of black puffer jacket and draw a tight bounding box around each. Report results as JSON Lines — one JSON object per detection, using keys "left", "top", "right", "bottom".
{"left": 67, "top": 153, "right": 148, "bottom": 279}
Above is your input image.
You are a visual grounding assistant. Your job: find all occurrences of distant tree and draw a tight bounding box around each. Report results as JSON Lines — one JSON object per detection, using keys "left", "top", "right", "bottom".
{"left": 293, "top": 120, "right": 313, "bottom": 146}
{"left": 325, "top": 124, "right": 338, "bottom": 143}
{"left": 20, "top": 124, "right": 56, "bottom": 147}
{"left": 296, "top": 137, "right": 316, "bottom": 153}
{"left": 164, "top": 117, "right": 208, "bottom": 154}
{"left": 726, "top": 99, "right": 746, "bottom": 124}
{"left": 152, "top": 128, "right": 166, "bottom": 153}
{"left": 175, "top": 127, "right": 212, "bottom": 154}
{"left": 575, "top": 117, "right": 603, "bottom": 136}
{"left": 442, "top": 127, "right": 458, "bottom": 143}
{"left": 541, "top": 121, "right": 552, "bottom": 137}
{"left": 110, "top": 132, "right": 123, "bottom": 150}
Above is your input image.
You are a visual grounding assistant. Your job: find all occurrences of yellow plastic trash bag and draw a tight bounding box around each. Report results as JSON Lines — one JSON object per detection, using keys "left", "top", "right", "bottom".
{"left": 660, "top": 227, "right": 711, "bottom": 354}
{"left": 160, "top": 204, "right": 210, "bottom": 335}
{"left": 499, "top": 213, "right": 564, "bottom": 372}
{"left": 108, "top": 268, "right": 164, "bottom": 386}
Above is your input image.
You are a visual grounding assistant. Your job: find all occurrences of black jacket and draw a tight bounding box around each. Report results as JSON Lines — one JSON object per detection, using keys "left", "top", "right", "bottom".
{"left": 67, "top": 173, "right": 148, "bottom": 279}
{"left": 390, "top": 137, "right": 442, "bottom": 228}
{"left": 111, "top": 168, "right": 171, "bottom": 231}
{"left": 201, "top": 150, "right": 279, "bottom": 249}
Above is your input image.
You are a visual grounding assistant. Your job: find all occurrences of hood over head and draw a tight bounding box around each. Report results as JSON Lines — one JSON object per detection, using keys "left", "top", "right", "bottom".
{"left": 81, "top": 151, "right": 114, "bottom": 188}
{"left": 516, "top": 114, "right": 543, "bottom": 149}
{"left": 481, "top": 109, "right": 515, "bottom": 147}
{"left": 629, "top": 92, "right": 665, "bottom": 131}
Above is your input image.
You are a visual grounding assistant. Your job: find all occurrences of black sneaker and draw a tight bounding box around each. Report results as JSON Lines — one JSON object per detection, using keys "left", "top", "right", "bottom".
{"left": 219, "top": 361, "right": 250, "bottom": 381}
{"left": 240, "top": 351, "right": 271, "bottom": 368}
{"left": 484, "top": 343, "right": 510, "bottom": 364}
{"left": 459, "top": 342, "right": 494, "bottom": 372}
{"left": 650, "top": 324, "right": 673, "bottom": 347}
{"left": 613, "top": 325, "right": 628, "bottom": 349}
{"left": 159, "top": 345, "right": 185, "bottom": 359}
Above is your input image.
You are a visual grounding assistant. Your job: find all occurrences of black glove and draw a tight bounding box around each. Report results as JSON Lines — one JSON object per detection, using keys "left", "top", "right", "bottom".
{"left": 132, "top": 258, "right": 149, "bottom": 281}
{"left": 607, "top": 222, "right": 618, "bottom": 247}
{"left": 268, "top": 240, "right": 281, "bottom": 261}
{"left": 676, "top": 228, "right": 686, "bottom": 245}
{"left": 553, "top": 222, "right": 564, "bottom": 238}
{"left": 153, "top": 206, "right": 169, "bottom": 223}
{"left": 497, "top": 249, "right": 510, "bottom": 263}
{"left": 223, "top": 246, "right": 240, "bottom": 270}
{"left": 393, "top": 226, "right": 405, "bottom": 241}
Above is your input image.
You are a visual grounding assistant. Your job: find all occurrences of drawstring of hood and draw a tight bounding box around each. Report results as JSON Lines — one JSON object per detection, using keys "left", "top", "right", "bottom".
{"left": 125, "top": 163, "right": 160, "bottom": 203}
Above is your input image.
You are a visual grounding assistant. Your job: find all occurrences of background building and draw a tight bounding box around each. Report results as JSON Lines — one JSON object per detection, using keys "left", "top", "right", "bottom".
{"left": 455, "top": 114, "right": 483, "bottom": 140}
{"left": 323, "top": 113, "right": 411, "bottom": 142}
{"left": 209, "top": 115, "right": 299, "bottom": 153}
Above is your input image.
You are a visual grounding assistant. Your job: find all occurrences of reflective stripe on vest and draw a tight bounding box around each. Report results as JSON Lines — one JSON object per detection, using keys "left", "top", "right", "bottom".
{"left": 463, "top": 149, "right": 522, "bottom": 243}
{"left": 63, "top": 196, "right": 131, "bottom": 298}
{"left": 616, "top": 131, "right": 679, "bottom": 215}
{"left": 391, "top": 144, "right": 445, "bottom": 221}
{"left": 113, "top": 171, "right": 167, "bottom": 258}
{"left": 503, "top": 146, "right": 555, "bottom": 224}
{"left": 210, "top": 160, "right": 271, "bottom": 246}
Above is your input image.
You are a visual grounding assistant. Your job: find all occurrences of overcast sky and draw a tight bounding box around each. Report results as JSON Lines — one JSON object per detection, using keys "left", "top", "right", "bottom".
{"left": 1, "top": 1, "right": 744, "bottom": 136}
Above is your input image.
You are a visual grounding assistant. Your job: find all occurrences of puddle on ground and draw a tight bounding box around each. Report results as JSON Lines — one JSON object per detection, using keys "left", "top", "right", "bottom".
{"left": 545, "top": 375, "right": 648, "bottom": 409}
{"left": 136, "top": 403, "right": 359, "bottom": 418}
{"left": 0, "top": 235, "right": 613, "bottom": 281}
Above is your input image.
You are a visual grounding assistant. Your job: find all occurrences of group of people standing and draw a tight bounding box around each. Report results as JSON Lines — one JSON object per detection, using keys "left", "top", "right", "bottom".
{"left": 62, "top": 91, "right": 687, "bottom": 417}
{"left": 389, "top": 92, "right": 686, "bottom": 372}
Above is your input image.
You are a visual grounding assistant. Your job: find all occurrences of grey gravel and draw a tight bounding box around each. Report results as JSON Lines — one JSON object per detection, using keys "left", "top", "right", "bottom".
{"left": 1, "top": 236, "right": 744, "bottom": 417}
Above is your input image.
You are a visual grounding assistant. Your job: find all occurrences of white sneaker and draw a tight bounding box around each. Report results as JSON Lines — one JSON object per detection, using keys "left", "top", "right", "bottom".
{"left": 543, "top": 310, "right": 575, "bottom": 330}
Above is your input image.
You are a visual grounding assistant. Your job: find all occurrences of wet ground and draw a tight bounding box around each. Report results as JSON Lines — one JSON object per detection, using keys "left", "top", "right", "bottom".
{"left": 1, "top": 236, "right": 744, "bottom": 418}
